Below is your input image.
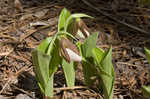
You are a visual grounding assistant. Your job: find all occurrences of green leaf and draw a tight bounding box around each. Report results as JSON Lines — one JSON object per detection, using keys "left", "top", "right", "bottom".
{"left": 66, "top": 18, "right": 74, "bottom": 34}
{"left": 32, "top": 37, "right": 60, "bottom": 98}
{"left": 58, "top": 8, "right": 71, "bottom": 32}
{"left": 81, "top": 32, "right": 98, "bottom": 58}
{"left": 62, "top": 60, "right": 75, "bottom": 87}
{"left": 46, "top": 34, "right": 57, "bottom": 54}
{"left": 145, "top": 48, "right": 150, "bottom": 64}
{"left": 92, "top": 46, "right": 115, "bottom": 99}
{"left": 92, "top": 47, "right": 105, "bottom": 65}
{"left": 143, "top": 48, "right": 150, "bottom": 99}
{"left": 77, "top": 32, "right": 98, "bottom": 87}
{"left": 82, "top": 59, "right": 98, "bottom": 87}
{"left": 76, "top": 41, "right": 82, "bottom": 57}
{"left": 142, "top": 85, "right": 150, "bottom": 99}
{"left": 49, "top": 39, "right": 62, "bottom": 76}
{"left": 37, "top": 37, "right": 53, "bottom": 53}
{"left": 32, "top": 50, "right": 53, "bottom": 97}
{"left": 38, "top": 82, "right": 44, "bottom": 93}
{"left": 45, "top": 74, "right": 54, "bottom": 97}
{"left": 92, "top": 47, "right": 113, "bottom": 78}
{"left": 101, "top": 47, "right": 114, "bottom": 75}
{"left": 37, "top": 35, "right": 57, "bottom": 55}
{"left": 102, "top": 47, "right": 115, "bottom": 99}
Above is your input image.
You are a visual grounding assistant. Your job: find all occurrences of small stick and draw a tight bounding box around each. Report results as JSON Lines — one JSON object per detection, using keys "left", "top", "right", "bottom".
{"left": 54, "top": 86, "right": 88, "bottom": 91}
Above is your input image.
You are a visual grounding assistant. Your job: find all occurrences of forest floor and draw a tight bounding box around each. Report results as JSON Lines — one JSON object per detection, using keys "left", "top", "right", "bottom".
{"left": 0, "top": 0, "right": 150, "bottom": 99}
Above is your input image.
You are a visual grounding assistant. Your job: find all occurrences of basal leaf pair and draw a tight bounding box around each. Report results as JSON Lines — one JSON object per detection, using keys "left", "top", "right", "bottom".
{"left": 93, "top": 47, "right": 115, "bottom": 99}
{"left": 77, "top": 32, "right": 115, "bottom": 99}
{"left": 32, "top": 36, "right": 61, "bottom": 98}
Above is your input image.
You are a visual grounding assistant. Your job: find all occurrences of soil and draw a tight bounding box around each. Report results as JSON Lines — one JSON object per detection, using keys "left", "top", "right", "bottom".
{"left": 0, "top": 0, "right": 150, "bottom": 99}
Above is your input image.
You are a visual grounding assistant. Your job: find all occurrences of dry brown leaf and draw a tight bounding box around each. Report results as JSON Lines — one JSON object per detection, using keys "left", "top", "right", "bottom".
{"left": 106, "top": 25, "right": 120, "bottom": 43}
{"left": 20, "top": 14, "right": 33, "bottom": 20}
{"left": 129, "top": 76, "right": 136, "bottom": 88}
{"left": 14, "top": 0, "right": 23, "bottom": 12}
{"left": 29, "top": 21, "right": 49, "bottom": 27}
{"left": 19, "top": 29, "right": 36, "bottom": 42}
{"left": 34, "top": 9, "right": 49, "bottom": 18}
{"left": 48, "top": 31, "right": 56, "bottom": 36}
{"left": 122, "top": 49, "right": 127, "bottom": 57}
{"left": 98, "top": 26, "right": 108, "bottom": 44}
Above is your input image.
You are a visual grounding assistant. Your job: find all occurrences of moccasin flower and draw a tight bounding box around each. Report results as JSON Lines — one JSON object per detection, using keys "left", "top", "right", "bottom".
{"left": 77, "top": 19, "right": 91, "bottom": 38}
{"left": 60, "top": 37, "right": 82, "bottom": 63}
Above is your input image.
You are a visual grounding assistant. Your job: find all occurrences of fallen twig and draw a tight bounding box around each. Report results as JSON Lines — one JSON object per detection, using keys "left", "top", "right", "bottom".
{"left": 0, "top": 34, "right": 18, "bottom": 41}
{"left": 54, "top": 86, "right": 88, "bottom": 91}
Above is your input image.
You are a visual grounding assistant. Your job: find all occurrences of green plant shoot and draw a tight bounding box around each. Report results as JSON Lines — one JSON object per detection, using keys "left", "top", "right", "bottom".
{"left": 77, "top": 32, "right": 98, "bottom": 86}
{"left": 32, "top": 8, "right": 92, "bottom": 98}
{"left": 32, "top": 7, "right": 115, "bottom": 99}
{"left": 92, "top": 47, "right": 115, "bottom": 99}
{"left": 142, "top": 48, "right": 150, "bottom": 99}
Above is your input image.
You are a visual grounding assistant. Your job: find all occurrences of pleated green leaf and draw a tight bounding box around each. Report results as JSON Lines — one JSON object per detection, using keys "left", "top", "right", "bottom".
{"left": 82, "top": 59, "right": 98, "bottom": 87}
{"left": 81, "top": 32, "right": 98, "bottom": 58}
{"left": 145, "top": 48, "right": 150, "bottom": 64}
{"left": 62, "top": 60, "right": 75, "bottom": 87}
{"left": 92, "top": 47, "right": 105, "bottom": 65}
{"left": 142, "top": 85, "right": 150, "bottom": 99}
{"left": 78, "top": 32, "right": 98, "bottom": 86}
{"left": 49, "top": 39, "right": 62, "bottom": 76}
{"left": 58, "top": 8, "right": 71, "bottom": 32}
{"left": 142, "top": 48, "right": 150, "bottom": 99}
{"left": 45, "top": 74, "right": 54, "bottom": 97}
{"left": 37, "top": 37, "right": 53, "bottom": 53}
{"left": 32, "top": 50, "right": 53, "bottom": 97}
{"left": 32, "top": 35, "right": 60, "bottom": 98}
{"left": 92, "top": 47, "right": 115, "bottom": 99}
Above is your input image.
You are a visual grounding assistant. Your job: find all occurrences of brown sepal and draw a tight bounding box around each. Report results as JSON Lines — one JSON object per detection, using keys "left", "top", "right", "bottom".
{"left": 72, "top": 21, "right": 79, "bottom": 36}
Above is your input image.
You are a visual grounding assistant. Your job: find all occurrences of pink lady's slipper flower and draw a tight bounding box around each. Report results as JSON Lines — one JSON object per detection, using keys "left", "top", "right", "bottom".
{"left": 72, "top": 19, "right": 91, "bottom": 38}
{"left": 60, "top": 37, "right": 82, "bottom": 63}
